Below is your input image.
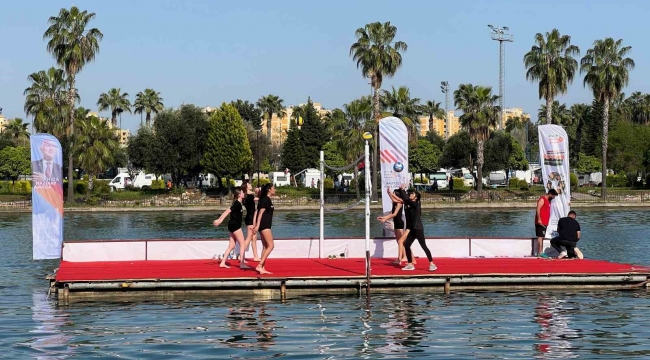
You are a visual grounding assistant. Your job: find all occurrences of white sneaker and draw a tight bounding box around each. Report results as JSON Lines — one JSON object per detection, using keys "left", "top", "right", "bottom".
{"left": 574, "top": 248, "right": 584, "bottom": 259}
{"left": 429, "top": 263, "right": 437, "bottom": 272}
{"left": 402, "top": 264, "right": 415, "bottom": 271}
{"left": 557, "top": 251, "right": 567, "bottom": 259}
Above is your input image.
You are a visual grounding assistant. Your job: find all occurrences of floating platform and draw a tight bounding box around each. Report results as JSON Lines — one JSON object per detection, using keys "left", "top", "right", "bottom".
{"left": 52, "top": 257, "right": 650, "bottom": 303}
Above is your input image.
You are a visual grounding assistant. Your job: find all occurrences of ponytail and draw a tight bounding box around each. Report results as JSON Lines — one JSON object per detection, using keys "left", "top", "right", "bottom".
{"left": 260, "top": 183, "right": 274, "bottom": 198}
{"left": 232, "top": 187, "right": 243, "bottom": 201}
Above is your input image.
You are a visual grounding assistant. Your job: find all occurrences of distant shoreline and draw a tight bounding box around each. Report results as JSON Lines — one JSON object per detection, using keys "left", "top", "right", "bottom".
{"left": 2, "top": 201, "right": 650, "bottom": 213}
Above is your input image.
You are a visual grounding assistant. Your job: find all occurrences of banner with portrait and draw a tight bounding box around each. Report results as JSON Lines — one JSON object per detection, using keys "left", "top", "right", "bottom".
{"left": 538, "top": 125, "right": 571, "bottom": 239}
{"left": 379, "top": 116, "right": 409, "bottom": 235}
{"left": 31, "top": 134, "right": 64, "bottom": 260}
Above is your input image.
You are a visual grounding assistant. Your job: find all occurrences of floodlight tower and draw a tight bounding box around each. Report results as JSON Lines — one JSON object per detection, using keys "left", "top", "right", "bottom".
{"left": 488, "top": 25, "right": 513, "bottom": 130}
{"left": 440, "top": 81, "right": 450, "bottom": 139}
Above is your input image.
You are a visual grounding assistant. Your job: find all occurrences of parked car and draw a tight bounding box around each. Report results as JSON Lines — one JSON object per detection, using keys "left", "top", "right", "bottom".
{"left": 463, "top": 173, "right": 475, "bottom": 187}
{"left": 487, "top": 171, "right": 508, "bottom": 187}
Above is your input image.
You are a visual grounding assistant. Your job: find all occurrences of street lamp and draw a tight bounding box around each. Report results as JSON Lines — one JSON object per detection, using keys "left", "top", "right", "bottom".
{"left": 254, "top": 129, "right": 262, "bottom": 186}
{"left": 440, "top": 81, "right": 450, "bottom": 139}
{"left": 488, "top": 24, "right": 513, "bottom": 130}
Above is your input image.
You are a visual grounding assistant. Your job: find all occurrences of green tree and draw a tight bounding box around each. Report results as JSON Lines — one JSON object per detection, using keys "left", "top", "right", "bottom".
{"left": 256, "top": 94, "right": 286, "bottom": 140}
{"left": 484, "top": 132, "right": 528, "bottom": 180}
{"left": 608, "top": 120, "right": 650, "bottom": 175}
{"left": 299, "top": 99, "right": 330, "bottom": 168}
{"left": 581, "top": 37, "right": 635, "bottom": 197}
{"left": 280, "top": 120, "right": 306, "bottom": 176}
{"left": 440, "top": 131, "right": 476, "bottom": 170}
{"left": 538, "top": 101, "right": 572, "bottom": 126}
{"left": 524, "top": 29, "right": 580, "bottom": 124}
{"left": 232, "top": 99, "right": 263, "bottom": 130}
{"left": 4, "top": 118, "right": 30, "bottom": 147}
{"left": 622, "top": 91, "right": 650, "bottom": 125}
{"left": 127, "top": 126, "right": 165, "bottom": 177}
{"left": 575, "top": 153, "right": 601, "bottom": 174}
{"left": 24, "top": 67, "right": 72, "bottom": 140}
{"left": 97, "top": 88, "right": 132, "bottom": 127}
{"left": 0, "top": 146, "right": 31, "bottom": 183}
{"left": 74, "top": 115, "right": 119, "bottom": 196}
{"left": 381, "top": 86, "right": 422, "bottom": 141}
{"left": 44, "top": 6, "right": 102, "bottom": 203}
{"left": 322, "top": 141, "right": 347, "bottom": 178}
{"left": 350, "top": 21, "right": 407, "bottom": 200}
{"left": 202, "top": 103, "right": 253, "bottom": 186}
{"left": 133, "top": 89, "right": 164, "bottom": 127}
{"left": 409, "top": 138, "right": 441, "bottom": 176}
{"left": 423, "top": 130, "right": 445, "bottom": 153}
{"left": 454, "top": 84, "right": 500, "bottom": 195}
{"left": 245, "top": 122, "right": 271, "bottom": 179}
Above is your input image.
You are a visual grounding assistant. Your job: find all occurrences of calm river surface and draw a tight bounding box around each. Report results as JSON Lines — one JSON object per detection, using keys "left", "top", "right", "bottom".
{"left": 2, "top": 208, "right": 650, "bottom": 359}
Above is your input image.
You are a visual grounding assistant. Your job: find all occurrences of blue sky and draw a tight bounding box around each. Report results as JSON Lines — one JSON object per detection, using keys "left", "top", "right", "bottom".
{"left": 1, "top": 0, "right": 649, "bottom": 133}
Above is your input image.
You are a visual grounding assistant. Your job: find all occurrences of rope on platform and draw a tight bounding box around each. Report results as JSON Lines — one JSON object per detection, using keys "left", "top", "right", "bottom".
{"left": 324, "top": 199, "right": 365, "bottom": 213}
{"left": 324, "top": 154, "right": 365, "bottom": 172}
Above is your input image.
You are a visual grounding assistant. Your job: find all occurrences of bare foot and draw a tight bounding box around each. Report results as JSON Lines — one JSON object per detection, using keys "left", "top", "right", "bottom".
{"left": 256, "top": 265, "right": 263, "bottom": 272}
{"left": 240, "top": 264, "right": 251, "bottom": 269}
{"left": 258, "top": 268, "right": 273, "bottom": 275}
{"left": 220, "top": 263, "right": 230, "bottom": 268}
{"left": 253, "top": 258, "right": 260, "bottom": 262}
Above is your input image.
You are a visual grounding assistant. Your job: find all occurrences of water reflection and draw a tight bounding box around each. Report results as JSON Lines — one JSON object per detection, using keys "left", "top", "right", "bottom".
{"left": 27, "top": 292, "right": 74, "bottom": 359}
{"left": 534, "top": 296, "right": 582, "bottom": 358}
{"left": 223, "top": 305, "right": 276, "bottom": 349}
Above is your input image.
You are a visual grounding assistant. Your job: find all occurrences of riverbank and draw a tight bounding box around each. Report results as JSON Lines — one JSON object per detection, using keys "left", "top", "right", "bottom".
{"left": 3, "top": 201, "right": 650, "bottom": 213}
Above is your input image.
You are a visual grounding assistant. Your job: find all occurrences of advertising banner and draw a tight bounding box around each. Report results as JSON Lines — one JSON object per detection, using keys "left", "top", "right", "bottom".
{"left": 31, "top": 134, "right": 64, "bottom": 259}
{"left": 538, "top": 125, "right": 571, "bottom": 238}
{"left": 379, "top": 116, "right": 409, "bottom": 235}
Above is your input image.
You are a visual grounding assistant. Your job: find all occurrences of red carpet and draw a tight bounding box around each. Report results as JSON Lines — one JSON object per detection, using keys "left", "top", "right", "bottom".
{"left": 56, "top": 258, "right": 649, "bottom": 282}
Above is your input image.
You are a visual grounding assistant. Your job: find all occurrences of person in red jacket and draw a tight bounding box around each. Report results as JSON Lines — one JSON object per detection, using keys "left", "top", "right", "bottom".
{"left": 535, "top": 189, "right": 558, "bottom": 258}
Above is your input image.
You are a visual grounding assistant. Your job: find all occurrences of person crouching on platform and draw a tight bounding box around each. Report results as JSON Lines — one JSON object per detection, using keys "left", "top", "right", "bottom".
{"left": 396, "top": 184, "right": 437, "bottom": 271}
{"left": 535, "top": 189, "right": 558, "bottom": 258}
{"left": 551, "top": 210, "right": 583, "bottom": 259}
{"left": 213, "top": 187, "right": 250, "bottom": 269}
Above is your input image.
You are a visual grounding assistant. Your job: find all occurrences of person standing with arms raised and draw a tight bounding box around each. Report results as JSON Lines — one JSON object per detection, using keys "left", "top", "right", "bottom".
{"left": 396, "top": 184, "right": 437, "bottom": 271}
{"left": 535, "top": 189, "right": 558, "bottom": 258}
{"left": 254, "top": 183, "right": 276, "bottom": 274}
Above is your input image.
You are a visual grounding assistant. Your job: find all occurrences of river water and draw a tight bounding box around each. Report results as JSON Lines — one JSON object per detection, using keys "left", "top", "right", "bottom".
{"left": 2, "top": 208, "right": 650, "bottom": 358}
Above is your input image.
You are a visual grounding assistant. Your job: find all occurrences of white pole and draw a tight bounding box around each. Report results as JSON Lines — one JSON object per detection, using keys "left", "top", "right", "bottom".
{"left": 319, "top": 151, "right": 324, "bottom": 259}
{"left": 364, "top": 141, "right": 371, "bottom": 282}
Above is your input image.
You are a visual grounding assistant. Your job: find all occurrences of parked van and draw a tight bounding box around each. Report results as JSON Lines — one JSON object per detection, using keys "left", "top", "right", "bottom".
{"left": 300, "top": 168, "right": 322, "bottom": 188}
{"left": 429, "top": 172, "right": 448, "bottom": 189}
{"left": 270, "top": 172, "right": 291, "bottom": 187}
{"left": 132, "top": 172, "right": 156, "bottom": 189}
{"left": 487, "top": 171, "right": 507, "bottom": 187}
{"left": 109, "top": 173, "right": 131, "bottom": 191}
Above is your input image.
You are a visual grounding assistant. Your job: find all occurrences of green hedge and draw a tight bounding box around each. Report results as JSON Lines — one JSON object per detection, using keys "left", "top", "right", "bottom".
{"left": 570, "top": 173, "right": 578, "bottom": 188}
{"left": 508, "top": 178, "right": 529, "bottom": 190}
{"left": 252, "top": 178, "right": 270, "bottom": 187}
{"left": 606, "top": 174, "right": 628, "bottom": 188}
{"left": 452, "top": 178, "right": 464, "bottom": 189}
{"left": 324, "top": 177, "right": 334, "bottom": 190}
{"left": 0, "top": 180, "right": 32, "bottom": 194}
{"left": 151, "top": 179, "right": 165, "bottom": 190}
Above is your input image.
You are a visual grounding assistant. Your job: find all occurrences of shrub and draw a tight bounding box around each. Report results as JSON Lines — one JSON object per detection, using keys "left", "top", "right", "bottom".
{"left": 413, "top": 175, "right": 430, "bottom": 184}
{"left": 93, "top": 180, "right": 111, "bottom": 195}
{"left": 15, "top": 180, "right": 32, "bottom": 194}
{"left": 151, "top": 179, "right": 165, "bottom": 190}
{"left": 606, "top": 174, "right": 627, "bottom": 188}
{"left": 570, "top": 173, "right": 578, "bottom": 188}
{"left": 452, "top": 178, "right": 465, "bottom": 190}
{"left": 508, "top": 178, "right": 521, "bottom": 189}
{"left": 324, "top": 177, "right": 334, "bottom": 190}
{"left": 252, "top": 178, "right": 270, "bottom": 187}
{"left": 75, "top": 181, "right": 88, "bottom": 195}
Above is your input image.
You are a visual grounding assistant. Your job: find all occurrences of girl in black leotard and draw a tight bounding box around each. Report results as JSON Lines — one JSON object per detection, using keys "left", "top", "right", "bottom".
{"left": 241, "top": 182, "right": 260, "bottom": 261}
{"left": 213, "top": 187, "right": 249, "bottom": 269}
{"left": 378, "top": 188, "right": 409, "bottom": 264}
{"left": 253, "top": 183, "right": 276, "bottom": 274}
{"left": 396, "top": 185, "right": 437, "bottom": 272}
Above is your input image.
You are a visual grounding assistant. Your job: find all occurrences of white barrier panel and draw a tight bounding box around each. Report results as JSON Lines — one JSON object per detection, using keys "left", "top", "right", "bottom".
{"left": 147, "top": 240, "right": 221, "bottom": 260}
{"left": 63, "top": 242, "right": 146, "bottom": 262}
{"left": 470, "top": 238, "right": 533, "bottom": 258}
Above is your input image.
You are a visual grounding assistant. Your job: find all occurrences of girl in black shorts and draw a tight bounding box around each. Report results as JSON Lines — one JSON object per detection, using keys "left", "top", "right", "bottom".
{"left": 213, "top": 187, "right": 249, "bottom": 269}
{"left": 242, "top": 182, "right": 260, "bottom": 261}
{"left": 378, "top": 188, "right": 409, "bottom": 264}
{"left": 253, "top": 183, "right": 275, "bottom": 274}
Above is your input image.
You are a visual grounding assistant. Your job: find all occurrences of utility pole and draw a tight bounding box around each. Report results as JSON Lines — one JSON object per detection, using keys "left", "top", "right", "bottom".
{"left": 488, "top": 25, "right": 513, "bottom": 130}
{"left": 440, "top": 82, "right": 450, "bottom": 139}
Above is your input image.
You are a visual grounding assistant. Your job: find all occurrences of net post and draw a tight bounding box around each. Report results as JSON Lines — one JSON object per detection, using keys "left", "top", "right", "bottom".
{"left": 364, "top": 140, "right": 371, "bottom": 291}
{"left": 319, "top": 151, "right": 324, "bottom": 259}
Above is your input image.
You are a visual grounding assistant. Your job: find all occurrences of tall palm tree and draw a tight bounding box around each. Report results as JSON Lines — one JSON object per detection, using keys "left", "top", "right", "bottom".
{"left": 420, "top": 100, "right": 445, "bottom": 136}
{"left": 133, "top": 89, "right": 164, "bottom": 126}
{"left": 581, "top": 37, "right": 635, "bottom": 198}
{"left": 97, "top": 88, "right": 132, "bottom": 127}
{"left": 350, "top": 21, "right": 407, "bottom": 200}
{"left": 74, "top": 114, "right": 119, "bottom": 197}
{"left": 623, "top": 91, "right": 650, "bottom": 125}
{"left": 538, "top": 101, "right": 572, "bottom": 126}
{"left": 256, "top": 94, "right": 286, "bottom": 141}
{"left": 381, "top": 86, "right": 421, "bottom": 141}
{"left": 44, "top": 6, "right": 102, "bottom": 202}
{"left": 23, "top": 67, "right": 71, "bottom": 137}
{"left": 454, "top": 84, "right": 500, "bottom": 195}
{"left": 524, "top": 29, "right": 580, "bottom": 125}
{"left": 4, "top": 118, "right": 30, "bottom": 146}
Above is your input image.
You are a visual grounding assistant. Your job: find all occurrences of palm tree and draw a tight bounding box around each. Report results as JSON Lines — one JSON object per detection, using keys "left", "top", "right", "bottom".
{"left": 256, "top": 94, "right": 286, "bottom": 141}
{"left": 97, "top": 88, "right": 132, "bottom": 127}
{"left": 133, "top": 89, "right": 164, "bottom": 126}
{"left": 44, "top": 6, "right": 102, "bottom": 202}
{"left": 581, "top": 38, "right": 635, "bottom": 198}
{"left": 381, "top": 86, "right": 421, "bottom": 141}
{"left": 623, "top": 91, "right": 650, "bottom": 125}
{"left": 524, "top": 29, "right": 580, "bottom": 125}
{"left": 23, "top": 67, "right": 71, "bottom": 137}
{"left": 421, "top": 100, "right": 445, "bottom": 137}
{"left": 454, "top": 84, "right": 500, "bottom": 195}
{"left": 538, "top": 101, "right": 572, "bottom": 126}
{"left": 350, "top": 21, "right": 407, "bottom": 200}
{"left": 4, "top": 118, "right": 30, "bottom": 146}
{"left": 74, "top": 114, "right": 119, "bottom": 197}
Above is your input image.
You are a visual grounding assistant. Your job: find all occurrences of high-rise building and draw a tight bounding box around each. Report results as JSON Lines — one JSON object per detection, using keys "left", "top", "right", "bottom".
{"left": 418, "top": 110, "right": 461, "bottom": 138}
{"left": 261, "top": 102, "right": 331, "bottom": 144}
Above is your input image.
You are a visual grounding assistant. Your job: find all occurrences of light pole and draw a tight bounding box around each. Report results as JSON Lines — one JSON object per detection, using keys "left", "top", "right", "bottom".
{"left": 488, "top": 25, "right": 513, "bottom": 130}
{"left": 255, "top": 129, "right": 262, "bottom": 186}
{"left": 440, "top": 81, "right": 450, "bottom": 139}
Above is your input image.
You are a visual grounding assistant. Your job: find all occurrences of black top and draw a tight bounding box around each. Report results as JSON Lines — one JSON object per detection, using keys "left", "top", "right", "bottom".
{"left": 391, "top": 202, "right": 404, "bottom": 228}
{"left": 228, "top": 200, "right": 244, "bottom": 228}
{"left": 257, "top": 196, "right": 274, "bottom": 229}
{"left": 244, "top": 194, "right": 256, "bottom": 223}
{"left": 557, "top": 216, "right": 580, "bottom": 242}
{"left": 398, "top": 190, "right": 423, "bottom": 230}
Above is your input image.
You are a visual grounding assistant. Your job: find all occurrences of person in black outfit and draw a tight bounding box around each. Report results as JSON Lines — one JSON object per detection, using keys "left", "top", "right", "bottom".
{"left": 378, "top": 188, "right": 409, "bottom": 264}
{"left": 241, "top": 182, "right": 260, "bottom": 261}
{"left": 213, "top": 187, "right": 250, "bottom": 269}
{"left": 396, "top": 185, "right": 437, "bottom": 271}
{"left": 550, "top": 210, "right": 582, "bottom": 259}
{"left": 253, "top": 183, "right": 276, "bottom": 274}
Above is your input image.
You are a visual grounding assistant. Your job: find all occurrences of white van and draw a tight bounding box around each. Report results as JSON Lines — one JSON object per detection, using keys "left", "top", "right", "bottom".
{"left": 109, "top": 173, "right": 131, "bottom": 191}
{"left": 270, "top": 172, "right": 291, "bottom": 187}
{"left": 487, "top": 171, "right": 507, "bottom": 187}
{"left": 132, "top": 172, "right": 156, "bottom": 189}
{"left": 429, "top": 172, "right": 448, "bottom": 189}
{"left": 301, "top": 169, "right": 322, "bottom": 188}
